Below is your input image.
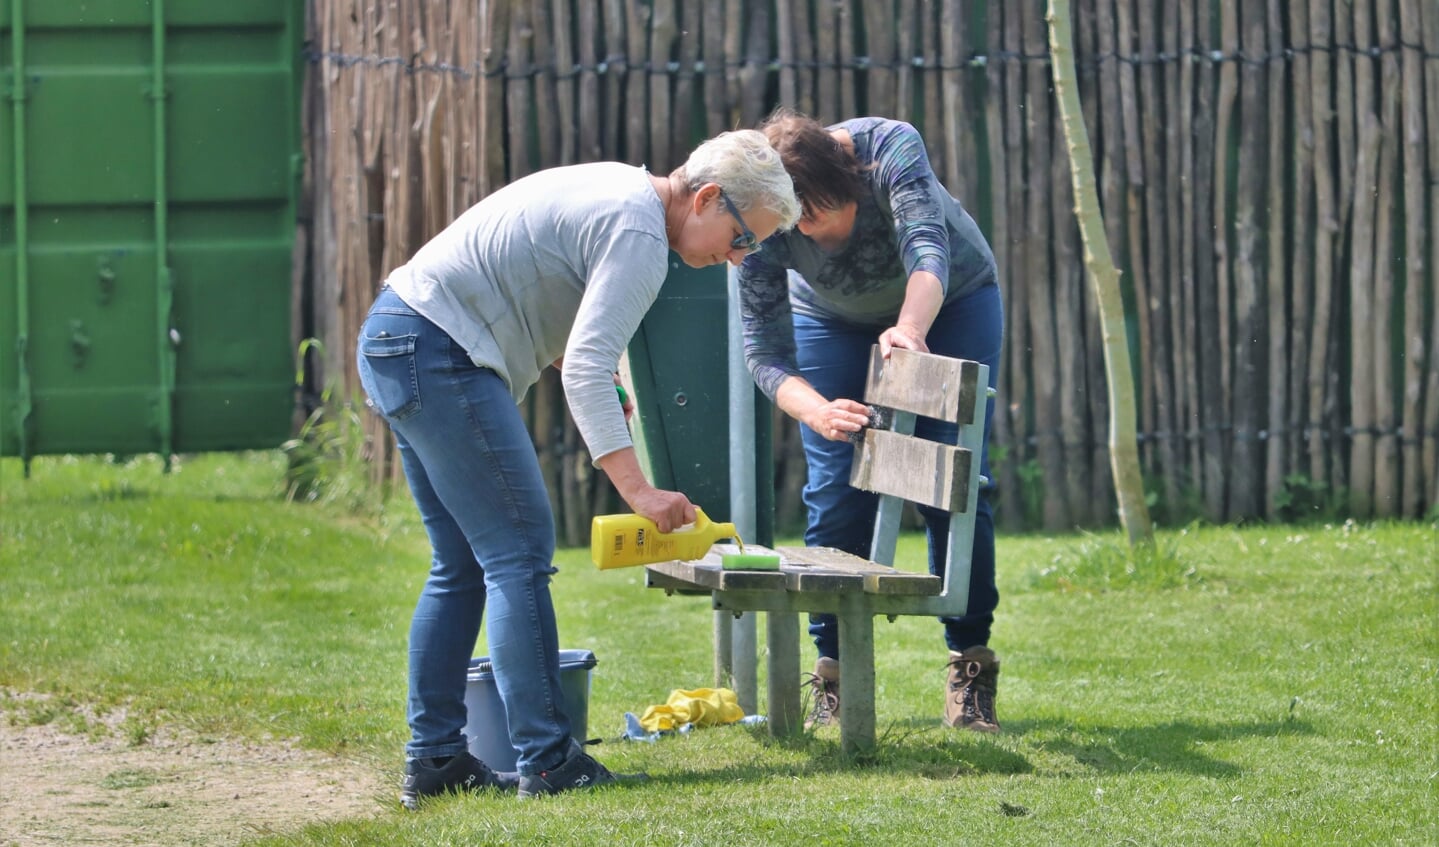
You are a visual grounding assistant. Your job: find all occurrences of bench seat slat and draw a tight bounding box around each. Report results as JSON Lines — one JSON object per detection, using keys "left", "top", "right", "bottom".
{"left": 777, "top": 546, "right": 942, "bottom": 596}
{"left": 643, "top": 544, "right": 940, "bottom": 597}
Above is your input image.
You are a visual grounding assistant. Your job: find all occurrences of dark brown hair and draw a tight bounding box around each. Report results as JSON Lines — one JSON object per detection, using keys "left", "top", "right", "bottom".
{"left": 758, "top": 107, "right": 868, "bottom": 216}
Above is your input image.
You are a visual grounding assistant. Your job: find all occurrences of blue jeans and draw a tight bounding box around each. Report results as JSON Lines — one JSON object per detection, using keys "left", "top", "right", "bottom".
{"left": 356, "top": 287, "right": 571, "bottom": 775}
{"left": 796, "top": 283, "right": 1003, "bottom": 658}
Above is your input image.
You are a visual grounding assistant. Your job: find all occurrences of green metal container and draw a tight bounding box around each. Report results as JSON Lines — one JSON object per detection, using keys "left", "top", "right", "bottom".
{"left": 0, "top": 0, "right": 302, "bottom": 465}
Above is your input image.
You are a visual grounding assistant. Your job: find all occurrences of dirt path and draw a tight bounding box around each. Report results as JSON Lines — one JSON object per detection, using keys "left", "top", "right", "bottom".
{"left": 0, "top": 711, "right": 387, "bottom": 846}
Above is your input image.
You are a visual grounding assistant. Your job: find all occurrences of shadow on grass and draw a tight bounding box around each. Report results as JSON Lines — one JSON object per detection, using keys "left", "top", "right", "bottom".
{"left": 642, "top": 714, "right": 1317, "bottom": 789}
{"left": 1004, "top": 716, "right": 1317, "bottom": 778}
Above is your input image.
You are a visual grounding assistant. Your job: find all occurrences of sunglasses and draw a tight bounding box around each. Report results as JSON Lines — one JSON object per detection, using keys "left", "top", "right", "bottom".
{"left": 719, "top": 191, "right": 762, "bottom": 255}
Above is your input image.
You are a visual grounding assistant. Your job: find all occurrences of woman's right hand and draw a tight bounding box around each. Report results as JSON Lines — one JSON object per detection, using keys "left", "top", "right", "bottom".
{"left": 597, "top": 447, "right": 696, "bottom": 532}
{"left": 629, "top": 486, "right": 697, "bottom": 533}
{"left": 802, "top": 397, "right": 871, "bottom": 443}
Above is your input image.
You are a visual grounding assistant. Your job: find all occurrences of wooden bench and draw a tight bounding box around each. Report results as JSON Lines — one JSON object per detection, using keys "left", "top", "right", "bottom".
{"left": 646, "top": 347, "right": 991, "bottom": 754}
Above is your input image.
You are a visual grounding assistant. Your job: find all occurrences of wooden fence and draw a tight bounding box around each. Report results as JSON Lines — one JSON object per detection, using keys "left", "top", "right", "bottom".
{"left": 300, "top": 0, "right": 1438, "bottom": 541}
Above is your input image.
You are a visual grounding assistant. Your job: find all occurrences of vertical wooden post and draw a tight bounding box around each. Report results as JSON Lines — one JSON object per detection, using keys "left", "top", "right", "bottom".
{"left": 1262, "top": 0, "right": 1288, "bottom": 519}
{"left": 838, "top": 0, "right": 856, "bottom": 118}
{"left": 862, "top": 1, "right": 896, "bottom": 117}
{"left": 647, "top": 0, "right": 677, "bottom": 171}
{"left": 1177, "top": 0, "right": 1201, "bottom": 499}
{"left": 1001, "top": 0, "right": 1030, "bottom": 527}
{"left": 602, "top": 0, "right": 627, "bottom": 157}
{"left": 1022, "top": 0, "right": 1066, "bottom": 532}
{"left": 1305, "top": 0, "right": 1338, "bottom": 486}
{"left": 815, "top": 0, "right": 838, "bottom": 120}
{"left": 1136, "top": 0, "right": 1179, "bottom": 514}
{"left": 776, "top": 0, "right": 799, "bottom": 107}
{"left": 672, "top": 2, "right": 700, "bottom": 155}
{"left": 1286, "top": 0, "right": 1315, "bottom": 511}
{"left": 549, "top": 0, "right": 577, "bottom": 165}
{"left": 791, "top": 0, "right": 816, "bottom": 116}
{"left": 921, "top": 0, "right": 944, "bottom": 176}
{"left": 1116, "top": 0, "right": 1155, "bottom": 489}
{"left": 506, "top": 0, "right": 535, "bottom": 179}
{"left": 625, "top": 1, "right": 649, "bottom": 161}
{"left": 1334, "top": 0, "right": 1357, "bottom": 237}
{"left": 738, "top": 0, "right": 770, "bottom": 126}
{"left": 1227, "top": 0, "right": 1267, "bottom": 520}
{"left": 983, "top": 2, "right": 1022, "bottom": 531}
{"left": 576, "top": 0, "right": 602, "bottom": 162}
{"left": 528, "top": 0, "right": 559, "bottom": 168}
{"left": 1053, "top": 111, "right": 1089, "bottom": 519}
{"left": 895, "top": 0, "right": 917, "bottom": 124}
{"left": 1371, "top": 0, "right": 1402, "bottom": 517}
{"left": 1398, "top": 0, "right": 1432, "bottom": 517}
{"left": 1423, "top": 1, "right": 1439, "bottom": 510}
{"left": 1093, "top": 0, "right": 1128, "bottom": 523}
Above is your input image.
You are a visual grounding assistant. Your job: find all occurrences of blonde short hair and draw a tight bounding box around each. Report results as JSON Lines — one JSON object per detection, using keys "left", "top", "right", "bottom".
{"left": 673, "top": 129, "right": 801, "bottom": 229}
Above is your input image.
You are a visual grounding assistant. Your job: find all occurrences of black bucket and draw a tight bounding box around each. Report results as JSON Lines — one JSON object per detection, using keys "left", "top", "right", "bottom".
{"left": 463, "top": 649, "right": 598, "bottom": 772}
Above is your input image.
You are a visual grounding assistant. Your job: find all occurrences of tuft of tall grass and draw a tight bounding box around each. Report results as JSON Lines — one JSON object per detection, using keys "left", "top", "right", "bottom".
{"left": 281, "top": 398, "right": 379, "bottom": 514}
{"left": 1026, "top": 527, "right": 1199, "bottom": 592}
{"left": 282, "top": 337, "right": 386, "bottom": 515}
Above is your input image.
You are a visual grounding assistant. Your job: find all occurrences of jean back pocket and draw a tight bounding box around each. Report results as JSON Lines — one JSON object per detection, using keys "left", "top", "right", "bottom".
{"left": 357, "top": 330, "right": 422, "bottom": 420}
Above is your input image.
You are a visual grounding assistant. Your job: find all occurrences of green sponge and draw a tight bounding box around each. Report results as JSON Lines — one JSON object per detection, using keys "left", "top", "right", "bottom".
{"left": 722, "top": 552, "right": 782, "bottom": 571}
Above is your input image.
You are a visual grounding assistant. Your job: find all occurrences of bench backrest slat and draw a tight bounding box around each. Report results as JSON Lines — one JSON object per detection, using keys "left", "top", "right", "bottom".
{"left": 862, "top": 346, "right": 981, "bottom": 422}
{"left": 849, "top": 428, "right": 973, "bottom": 512}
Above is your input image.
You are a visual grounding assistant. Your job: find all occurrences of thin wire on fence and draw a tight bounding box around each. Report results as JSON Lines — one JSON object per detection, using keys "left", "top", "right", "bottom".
{"left": 305, "top": 41, "right": 1439, "bottom": 78}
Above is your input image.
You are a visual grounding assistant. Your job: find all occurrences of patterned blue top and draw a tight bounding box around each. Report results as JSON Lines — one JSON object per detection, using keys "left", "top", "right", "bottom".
{"left": 737, "top": 117, "right": 998, "bottom": 399}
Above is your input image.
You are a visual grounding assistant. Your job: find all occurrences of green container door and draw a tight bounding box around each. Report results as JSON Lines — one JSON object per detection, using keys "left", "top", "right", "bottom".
{"left": 0, "top": 0, "right": 302, "bottom": 461}
{"left": 626, "top": 260, "right": 774, "bottom": 543}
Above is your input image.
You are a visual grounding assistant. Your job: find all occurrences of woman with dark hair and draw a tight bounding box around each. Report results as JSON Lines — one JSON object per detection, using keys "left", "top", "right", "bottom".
{"left": 358, "top": 129, "right": 799, "bottom": 808}
{"left": 738, "top": 108, "right": 1005, "bottom": 733}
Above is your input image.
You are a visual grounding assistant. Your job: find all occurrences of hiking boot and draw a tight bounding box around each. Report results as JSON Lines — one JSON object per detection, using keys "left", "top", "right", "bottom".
{"left": 400, "top": 751, "right": 516, "bottom": 810}
{"left": 517, "top": 740, "right": 647, "bottom": 798}
{"left": 943, "top": 646, "right": 1001, "bottom": 733}
{"left": 803, "top": 657, "right": 841, "bottom": 729}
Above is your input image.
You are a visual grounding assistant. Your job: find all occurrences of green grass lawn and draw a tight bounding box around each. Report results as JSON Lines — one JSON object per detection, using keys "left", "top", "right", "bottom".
{"left": 2, "top": 453, "right": 1435, "bottom": 845}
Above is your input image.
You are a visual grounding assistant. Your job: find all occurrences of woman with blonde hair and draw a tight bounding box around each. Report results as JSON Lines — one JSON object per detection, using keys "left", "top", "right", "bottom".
{"left": 358, "top": 130, "right": 799, "bottom": 807}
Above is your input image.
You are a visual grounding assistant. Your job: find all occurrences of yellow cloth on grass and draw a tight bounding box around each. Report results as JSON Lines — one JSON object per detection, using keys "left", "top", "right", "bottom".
{"left": 638, "top": 687, "right": 745, "bottom": 733}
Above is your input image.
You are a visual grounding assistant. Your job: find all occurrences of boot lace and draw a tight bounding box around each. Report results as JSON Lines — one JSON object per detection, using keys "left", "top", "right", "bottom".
{"left": 947, "top": 658, "right": 997, "bottom": 726}
{"left": 802, "top": 672, "right": 839, "bottom": 726}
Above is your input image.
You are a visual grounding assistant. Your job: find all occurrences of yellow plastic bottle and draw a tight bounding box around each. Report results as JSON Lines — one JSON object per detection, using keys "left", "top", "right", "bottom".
{"left": 590, "top": 507, "right": 742, "bottom": 569}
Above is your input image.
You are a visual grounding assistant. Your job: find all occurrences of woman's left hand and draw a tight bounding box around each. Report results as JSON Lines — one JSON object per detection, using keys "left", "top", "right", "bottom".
{"left": 878, "top": 324, "right": 929, "bottom": 358}
{"left": 613, "top": 373, "right": 634, "bottom": 422}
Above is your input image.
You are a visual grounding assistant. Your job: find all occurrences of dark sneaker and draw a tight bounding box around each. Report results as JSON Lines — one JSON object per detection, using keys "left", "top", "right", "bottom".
{"left": 943, "top": 646, "right": 1001, "bottom": 733}
{"left": 803, "top": 657, "right": 841, "bottom": 729}
{"left": 400, "top": 751, "right": 515, "bottom": 810}
{"left": 517, "top": 741, "right": 646, "bottom": 798}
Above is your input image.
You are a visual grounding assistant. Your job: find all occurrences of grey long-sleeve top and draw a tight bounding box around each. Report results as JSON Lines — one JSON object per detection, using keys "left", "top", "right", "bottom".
{"left": 385, "top": 162, "right": 669, "bottom": 463}
{"left": 737, "top": 117, "right": 998, "bottom": 399}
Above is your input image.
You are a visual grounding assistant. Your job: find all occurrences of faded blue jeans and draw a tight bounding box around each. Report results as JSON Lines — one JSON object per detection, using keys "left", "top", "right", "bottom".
{"left": 356, "top": 287, "right": 572, "bottom": 775}
{"left": 796, "top": 282, "right": 1003, "bottom": 658}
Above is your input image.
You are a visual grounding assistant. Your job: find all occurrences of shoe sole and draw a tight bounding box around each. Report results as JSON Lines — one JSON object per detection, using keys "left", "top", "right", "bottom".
{"left": 943, "top": 720, "right": 1001, "bottom": 733}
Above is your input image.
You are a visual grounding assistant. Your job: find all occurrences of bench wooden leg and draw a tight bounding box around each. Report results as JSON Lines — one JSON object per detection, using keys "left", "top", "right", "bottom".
{"left": 765, "top": 611, "right": 801, "bottom": 736}
{"left": 836, "top": 601, "right": 876, "bottom": 754}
